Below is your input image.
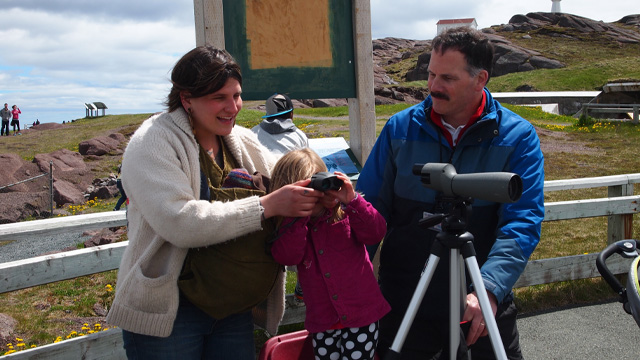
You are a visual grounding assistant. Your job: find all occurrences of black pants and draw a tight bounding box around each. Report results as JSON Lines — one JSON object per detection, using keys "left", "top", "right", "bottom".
{"left": 1, "top": 121, "right": 8, "bottom": 136}
{"left": 377, "top": 300, "right": 523, "bottom": 360}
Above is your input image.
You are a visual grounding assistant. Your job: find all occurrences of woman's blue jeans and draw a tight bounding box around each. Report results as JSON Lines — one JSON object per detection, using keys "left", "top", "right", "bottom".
{"left": 122, "top": 294, "right": 256, "bottom": 360}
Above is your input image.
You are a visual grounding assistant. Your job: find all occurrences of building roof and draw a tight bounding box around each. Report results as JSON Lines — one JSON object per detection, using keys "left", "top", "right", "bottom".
{"left": 436, "top": 18, "right": 476, "bottom": 25}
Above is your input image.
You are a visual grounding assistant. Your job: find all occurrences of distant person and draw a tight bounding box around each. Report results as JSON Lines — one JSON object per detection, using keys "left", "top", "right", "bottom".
{"left": 0, "top": 103, "right": 10, "bottom": 136}
{"left": 270, "top": 148, "right": 390, "bottom": 360}
{"left": 113, "top": 165, "right": 127, "bottom": 211}
{"left": 11, "top": 105, "right": 21, "bottom": 135}
{"left": 35, "top": 119, "right": 40, "bottom": 125}
{"left": 252, "top": 93, "right": 309, "bottom": 158}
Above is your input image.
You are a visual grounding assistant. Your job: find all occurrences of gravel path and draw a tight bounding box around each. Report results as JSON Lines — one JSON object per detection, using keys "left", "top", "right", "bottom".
{"left": 0, "top": 231, "right": 88, "bottom": 264}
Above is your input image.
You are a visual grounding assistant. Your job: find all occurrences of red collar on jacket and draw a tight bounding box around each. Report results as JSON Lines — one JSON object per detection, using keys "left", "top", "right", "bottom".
{"left": 430, "top": 91, "right": 486, "bottom": 147}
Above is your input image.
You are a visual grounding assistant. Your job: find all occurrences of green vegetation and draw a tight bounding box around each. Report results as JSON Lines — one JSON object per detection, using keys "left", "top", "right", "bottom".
{"left": 385, "top": 25, "right": 640, "bottom": 93}
{"left": 488, "top": 57, "right": 640, "bottom": 92}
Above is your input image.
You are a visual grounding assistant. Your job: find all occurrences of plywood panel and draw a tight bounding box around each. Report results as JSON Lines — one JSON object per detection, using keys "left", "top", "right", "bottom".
{"left": 245, "top": 0, "right": 332, "bottom": 69}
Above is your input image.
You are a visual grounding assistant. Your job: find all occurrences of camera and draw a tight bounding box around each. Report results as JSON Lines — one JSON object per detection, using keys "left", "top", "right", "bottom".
{"left": 309, "top": 172, "right": 343, "bottom": 192}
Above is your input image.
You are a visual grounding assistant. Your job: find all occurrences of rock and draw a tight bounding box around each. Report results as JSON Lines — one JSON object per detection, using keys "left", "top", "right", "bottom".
{"left": 93, "top": 303, "right": 108, "bottom": 317}
{"left": 78, "top": 133, "right": 125, "bottom": 156}
{"left": 305, "top": 98, "right": 348, "bottom": 108}
{"left": 83, "top": 227, "right": 125, "bottom": 247}
{"left": 53, "top": 179, "right": 86, "bottom": 206}
{"left": 87, "top": 185, "right": 119, "bottom": 201}
{"left": 0, "top": 154, "right": 39, "bottom": 193}
{"left": 529, "top": 56, "right": 565, "bottom": 70}
{"left": 34, "top": 148, "right": 87, "bottom": 173}
{"left": 0, "top": 313, "right": 17, "bottom": 340}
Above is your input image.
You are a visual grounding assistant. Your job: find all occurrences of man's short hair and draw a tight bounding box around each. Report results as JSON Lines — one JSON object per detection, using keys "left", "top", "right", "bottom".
{"left": 431, "top": 27, "right": 494, "bottom": 80}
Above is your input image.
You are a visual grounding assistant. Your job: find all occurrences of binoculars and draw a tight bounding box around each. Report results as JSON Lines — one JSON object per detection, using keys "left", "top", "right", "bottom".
{"left": 309, "top": 172, "right": 343, "bottom": 192}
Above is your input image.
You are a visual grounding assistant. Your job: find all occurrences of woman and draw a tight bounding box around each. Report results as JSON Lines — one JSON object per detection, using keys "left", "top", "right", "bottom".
{"left": 11, "top": 105, "right": 21, "bottom": 135}
{"left": 106, "top": 46, "right": 323, "bottom": 360}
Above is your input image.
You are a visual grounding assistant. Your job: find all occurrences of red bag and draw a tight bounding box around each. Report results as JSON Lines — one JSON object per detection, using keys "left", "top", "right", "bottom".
{"left": 258, "top": 330, "right": 380, "bottom": 360}
{"left": 258, "top": 330, "right": 314, "bottom": 360}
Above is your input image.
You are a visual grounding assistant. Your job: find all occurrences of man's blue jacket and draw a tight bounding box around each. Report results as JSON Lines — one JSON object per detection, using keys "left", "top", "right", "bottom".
{"left": 356, "top": 88, "right": 545, "bottom": 319}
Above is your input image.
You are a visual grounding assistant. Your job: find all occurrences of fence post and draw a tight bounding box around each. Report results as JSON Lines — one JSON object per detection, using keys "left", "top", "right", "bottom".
{"left": 49, "top": 161, "right": 54, "bottom": 217}
{"left": 607, "top": 183, "right": 634, "bottom": 244}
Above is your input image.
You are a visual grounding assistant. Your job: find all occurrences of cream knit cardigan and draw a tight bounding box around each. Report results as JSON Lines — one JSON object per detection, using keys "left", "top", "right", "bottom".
{"left": 106, "top": 108, "right": 285, "bottom": 337}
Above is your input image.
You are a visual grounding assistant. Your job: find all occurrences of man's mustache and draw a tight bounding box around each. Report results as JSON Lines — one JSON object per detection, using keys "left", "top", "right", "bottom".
{"left": 430, "top": 91, "right": 449, "bottom": 101}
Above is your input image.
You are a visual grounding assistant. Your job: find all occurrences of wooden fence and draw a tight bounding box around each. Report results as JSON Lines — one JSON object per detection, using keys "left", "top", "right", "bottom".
{"left": 2, "top": 173, "right": 640, "bottom": 359}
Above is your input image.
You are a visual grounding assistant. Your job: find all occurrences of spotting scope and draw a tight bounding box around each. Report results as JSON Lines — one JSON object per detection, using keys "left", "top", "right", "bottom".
{"left": 412, "top": 163, "right": 522, "bottom": 203}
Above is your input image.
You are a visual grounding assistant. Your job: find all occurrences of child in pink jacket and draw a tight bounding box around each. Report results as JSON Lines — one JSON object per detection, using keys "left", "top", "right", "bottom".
{"left": 269, "top": 148, "right": 390, "bottom": 360}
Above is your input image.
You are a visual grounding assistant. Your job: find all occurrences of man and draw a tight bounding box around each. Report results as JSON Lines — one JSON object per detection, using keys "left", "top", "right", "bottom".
{"left": 0, "top": 103, "right": 11, "bottom": 136}
{"left": 356, "top": 27, "right": 545, "bottom": 359}
{"left": 252, "top": 93, "right": 309, "bottom": 158}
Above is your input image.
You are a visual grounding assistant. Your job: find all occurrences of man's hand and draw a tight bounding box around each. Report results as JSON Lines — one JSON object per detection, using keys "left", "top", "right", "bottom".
{"left": 462, "top": 291, "right": 498, "bottom": 346}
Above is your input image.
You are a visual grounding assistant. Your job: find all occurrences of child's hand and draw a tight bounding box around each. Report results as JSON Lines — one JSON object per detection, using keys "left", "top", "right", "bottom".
{"left": 326, "top": 172, "right": 356, "bottom": 204}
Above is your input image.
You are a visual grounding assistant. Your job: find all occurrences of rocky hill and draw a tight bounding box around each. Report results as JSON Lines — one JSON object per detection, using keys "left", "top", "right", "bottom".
{"left": 1, "top": 12, "right": 639, "bottom": 224}
{"left": 369, "top": 12, "right": 640, "bottom": 104}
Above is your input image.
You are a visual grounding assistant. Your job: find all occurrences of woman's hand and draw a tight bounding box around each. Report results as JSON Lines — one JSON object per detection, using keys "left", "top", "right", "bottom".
{"left": 260, "top": 179, "right": 323, "bottom": 219}
{"left": 326, "top": 172, "right": 356, "bottom": 204}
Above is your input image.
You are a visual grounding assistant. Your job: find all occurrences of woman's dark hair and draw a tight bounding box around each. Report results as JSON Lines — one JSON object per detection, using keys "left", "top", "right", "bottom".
{"left": 431, "top": 27, "right": 494, "bottom": 81}
{"left": 165, "top": 46, "right": 242, "bottom": 112}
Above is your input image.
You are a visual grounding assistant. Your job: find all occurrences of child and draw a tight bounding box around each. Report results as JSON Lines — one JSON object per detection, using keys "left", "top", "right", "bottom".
{"left": 269, "top": 148, "right": 390, "bottom": 360}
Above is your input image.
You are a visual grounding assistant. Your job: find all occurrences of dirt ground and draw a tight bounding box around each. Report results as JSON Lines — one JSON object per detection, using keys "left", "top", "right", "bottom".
{"left": 535, "top": 126, "right": 599, "bottom": 155}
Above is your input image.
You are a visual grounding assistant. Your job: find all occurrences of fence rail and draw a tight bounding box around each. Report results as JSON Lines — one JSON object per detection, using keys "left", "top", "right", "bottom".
{"left": 581, "top": 103, "right": 640, "bottom": 124}
{"left": 2, "top": 173, "right": 640, "bottom": 359}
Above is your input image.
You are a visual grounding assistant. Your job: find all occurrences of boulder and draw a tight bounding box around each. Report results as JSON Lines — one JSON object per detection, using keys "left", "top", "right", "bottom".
{"left": 53, "top": 179, "right": 85, "bottom": 206}
{"left": 78, "top": 133, "right": 126, "bottom": 156}
{"left": 83, "top": 227, "right": 126, "bottom": 247}
{"left": 0, "top": 154, "right": 40, "bottom": 193}
{"left": 34, "top": 148, "right": 87, "bottom": 173}
{"left": 0, "top": 313, "right": 17, "bottom": 342}
{"left": 87, "top": 185, "right": 119, "bottom": 201}
{"left": 0, "top": 191, "right": 50, "bottom": 224}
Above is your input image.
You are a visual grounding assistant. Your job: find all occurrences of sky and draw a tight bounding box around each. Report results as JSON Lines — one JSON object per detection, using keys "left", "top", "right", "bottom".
{"left": 0, "top": 0, "right": 637, "bottom": 124}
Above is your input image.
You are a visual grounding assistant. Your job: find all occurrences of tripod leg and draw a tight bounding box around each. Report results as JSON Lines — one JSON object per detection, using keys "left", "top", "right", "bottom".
{"left": 464, "top": 255, "right": 508, "bottom": 360}
{"left": 449, "top": 249, "right": 461, "bottom": 360}
{"left": 386, "top": 253, "right": 441, "bottom": 360}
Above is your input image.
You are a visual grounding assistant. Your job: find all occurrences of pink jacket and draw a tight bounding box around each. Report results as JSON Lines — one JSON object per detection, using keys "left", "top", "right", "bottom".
{"left": 271, "top": 194, "right": 390, "bottom": 333}
{"left": 11, "top": 108, "right": 20, "bottom": 120}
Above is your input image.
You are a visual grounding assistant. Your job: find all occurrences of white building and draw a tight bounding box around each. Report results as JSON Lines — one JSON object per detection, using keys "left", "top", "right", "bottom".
{"left": 436, "top": 18, "right": 478, "bottom": 35}
{"left": 551, "top": 0, "right": 562, "bottom": 13}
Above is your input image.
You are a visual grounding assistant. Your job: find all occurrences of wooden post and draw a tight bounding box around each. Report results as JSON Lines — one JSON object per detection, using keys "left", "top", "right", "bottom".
{"left": 193, "top": 0, "right": 224, "bottom": 48}
{"left": 607, "top": 183, "right": 634, "bottom": 244}
{"left": 348, "top": 0, "right": 376, "bottom": 166}
{"left": 49, "top": 161, "right": 54, "bottom": 217}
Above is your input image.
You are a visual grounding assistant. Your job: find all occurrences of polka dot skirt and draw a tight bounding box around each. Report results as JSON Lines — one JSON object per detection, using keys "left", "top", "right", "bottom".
{"left": 311, "top": 322, "right": 379, "bottom": 360}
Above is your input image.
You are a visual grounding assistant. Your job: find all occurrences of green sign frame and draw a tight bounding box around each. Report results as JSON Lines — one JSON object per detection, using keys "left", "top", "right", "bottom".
{"left": 222, "top": 0, "right": 356, "bottom": 100}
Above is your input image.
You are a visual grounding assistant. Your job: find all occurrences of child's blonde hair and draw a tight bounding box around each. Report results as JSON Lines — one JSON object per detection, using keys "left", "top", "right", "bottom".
{"left": 270, "top": 148, "right": 343, "bottom": 222}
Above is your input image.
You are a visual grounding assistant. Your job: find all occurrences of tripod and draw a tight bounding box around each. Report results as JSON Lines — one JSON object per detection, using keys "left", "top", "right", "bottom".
{"left": 385, "top": 197, "right": 508, "bottom": 360}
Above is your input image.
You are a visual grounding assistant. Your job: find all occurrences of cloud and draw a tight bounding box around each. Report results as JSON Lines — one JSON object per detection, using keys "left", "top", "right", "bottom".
{"left": 0, "top": 4, "right": 194, "bottom": 115}
{"left": 0, "top": 0, "right": 637, "bottom": 123}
